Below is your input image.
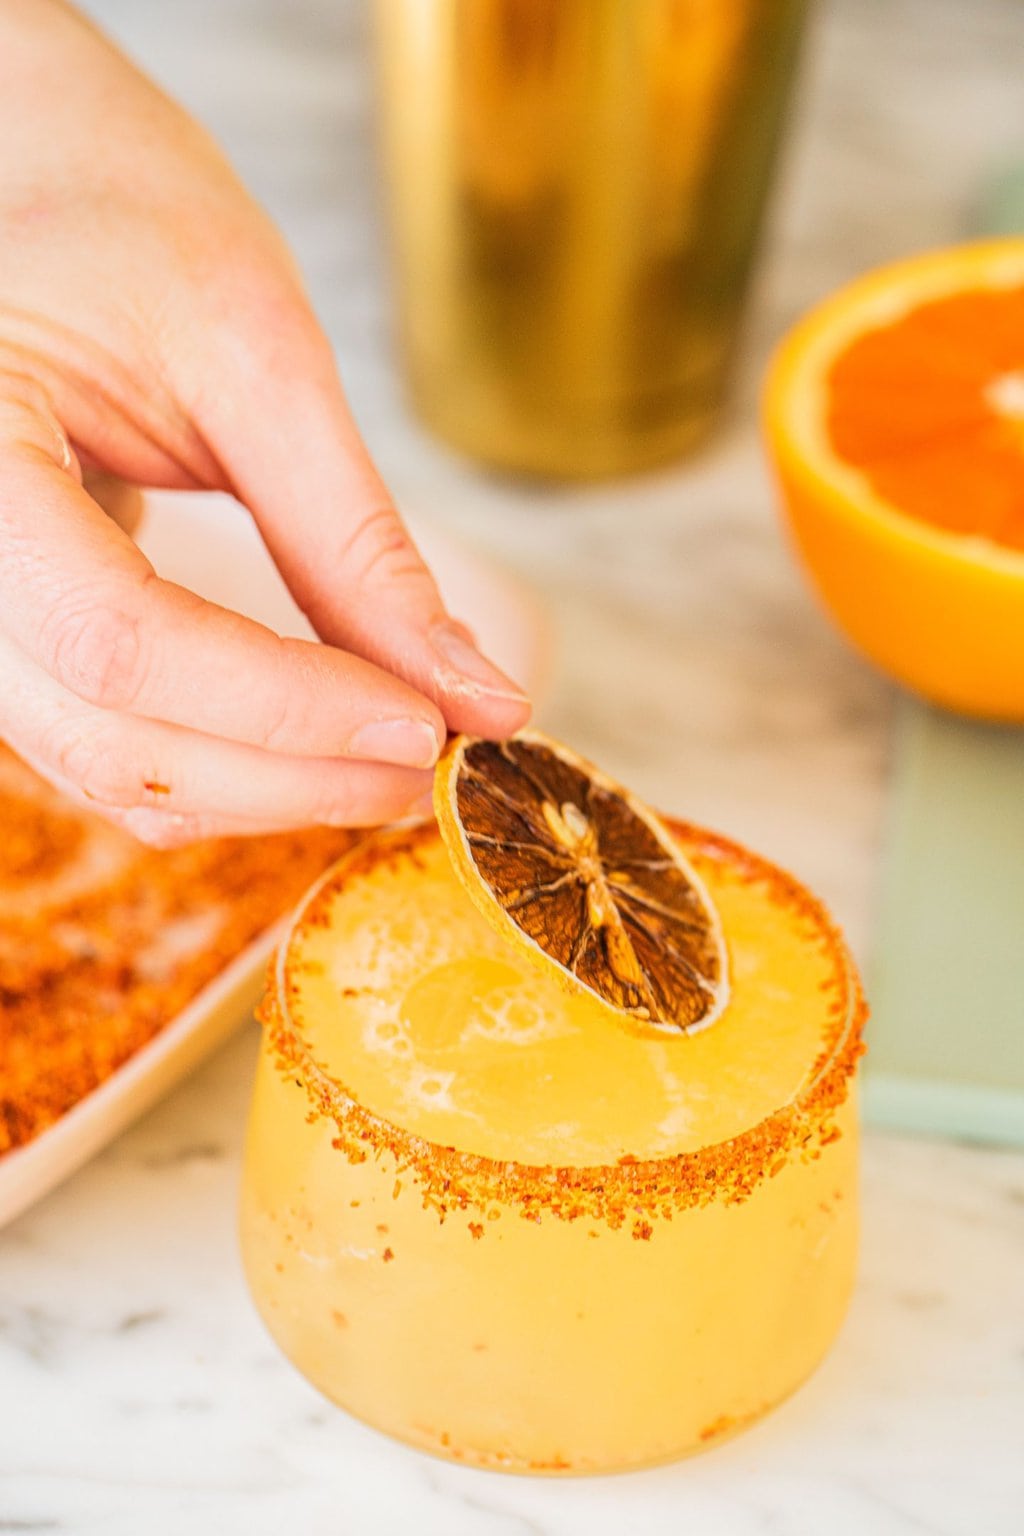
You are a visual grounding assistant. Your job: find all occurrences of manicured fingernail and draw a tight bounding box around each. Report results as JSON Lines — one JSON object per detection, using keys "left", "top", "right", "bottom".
{"left": 430, "top": 623, "right": 529, "bottom": 704}
{"left": 348, "top": 718, "right": 440, "bottom": 769}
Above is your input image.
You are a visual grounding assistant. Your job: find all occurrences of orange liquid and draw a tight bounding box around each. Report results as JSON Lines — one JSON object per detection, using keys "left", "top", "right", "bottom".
{"left": 240, "top": 821, "right": 863, "bottom": 1472}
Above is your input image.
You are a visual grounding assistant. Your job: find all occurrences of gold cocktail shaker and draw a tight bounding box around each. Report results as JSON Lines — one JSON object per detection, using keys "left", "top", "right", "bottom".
{"left": 376, "top": 0, "right": 809, "bottom": 479}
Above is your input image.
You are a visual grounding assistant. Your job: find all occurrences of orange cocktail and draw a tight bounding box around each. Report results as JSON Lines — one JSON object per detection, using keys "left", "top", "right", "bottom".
{"left": 240, "top": 795, "right": 864, "bottom": 1473}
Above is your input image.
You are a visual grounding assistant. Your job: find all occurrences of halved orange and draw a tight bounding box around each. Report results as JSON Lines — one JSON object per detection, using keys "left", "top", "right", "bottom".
{"left": 434, "top": 732, "right": 729, "bottom": 1034}
{"left": 764, "top": 238, "right": 1024, "bottom": 719}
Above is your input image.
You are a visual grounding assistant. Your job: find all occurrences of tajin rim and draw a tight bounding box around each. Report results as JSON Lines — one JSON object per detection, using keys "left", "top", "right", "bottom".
{"left": 261, "top": 821, "right": 866, "bottom": 1231}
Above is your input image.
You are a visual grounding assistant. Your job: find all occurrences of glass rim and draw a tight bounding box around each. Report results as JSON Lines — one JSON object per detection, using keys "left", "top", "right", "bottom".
{"left": 263, "top": 820, "right": 866, "bottom": 1231}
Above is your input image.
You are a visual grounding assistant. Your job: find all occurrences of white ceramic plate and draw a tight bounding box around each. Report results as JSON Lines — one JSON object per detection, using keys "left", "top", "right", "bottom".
{"left": 0, "top": 491, "right": 547, "bottom": 1228}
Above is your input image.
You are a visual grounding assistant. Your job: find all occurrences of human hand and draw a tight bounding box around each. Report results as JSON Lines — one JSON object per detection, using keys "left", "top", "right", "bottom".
{"left": 0, "top": 1, "right": 529, "bottom": 845}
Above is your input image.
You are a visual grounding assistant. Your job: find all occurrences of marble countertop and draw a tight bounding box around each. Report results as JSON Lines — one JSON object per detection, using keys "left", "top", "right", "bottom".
{"left": 3, "top": 0, "right": 1023, "bottom": 1531}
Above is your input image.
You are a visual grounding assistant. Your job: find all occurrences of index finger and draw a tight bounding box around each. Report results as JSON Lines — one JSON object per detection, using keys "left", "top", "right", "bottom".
{"left": 193, "top": 310, "right": 532, "bottom": 741}
{"left": 0, "top": 438, "right": 446, "bottom": 770}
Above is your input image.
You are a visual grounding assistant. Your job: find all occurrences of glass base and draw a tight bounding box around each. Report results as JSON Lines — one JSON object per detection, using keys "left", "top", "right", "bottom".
{"left": 244, "top": 1285, "right": 852, "bottom": 1476}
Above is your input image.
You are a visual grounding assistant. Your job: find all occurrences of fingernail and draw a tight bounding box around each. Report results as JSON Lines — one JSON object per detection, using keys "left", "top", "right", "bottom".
{"left": 347, "top": 718, "right": 441, "bottom": 769}
{"left": 430, "top": 623, "right": 529, "bottom": 704}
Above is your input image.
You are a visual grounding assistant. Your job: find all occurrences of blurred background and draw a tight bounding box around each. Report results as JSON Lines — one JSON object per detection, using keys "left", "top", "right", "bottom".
{"left": 77, "top": 0, "right": 1022, "bottom": 964}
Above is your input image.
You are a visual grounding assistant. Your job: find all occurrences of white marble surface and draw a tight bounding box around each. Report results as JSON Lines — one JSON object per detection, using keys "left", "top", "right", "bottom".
{"left": 3, "top": 0, "right": 1024, "bottom": 1530}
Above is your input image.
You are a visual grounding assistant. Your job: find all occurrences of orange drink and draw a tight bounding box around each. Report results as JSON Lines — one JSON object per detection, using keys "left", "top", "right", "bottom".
{"left": 241, "top": 740, "right": 864, "bottom": 1472}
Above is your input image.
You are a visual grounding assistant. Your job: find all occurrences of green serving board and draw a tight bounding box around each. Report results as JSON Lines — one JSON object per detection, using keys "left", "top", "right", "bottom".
{"left": 864, "top": 700, "right": 1024, "bottom": 1146}
{"left": 863, "top": 175, "right": 1024, "bottom": 1146}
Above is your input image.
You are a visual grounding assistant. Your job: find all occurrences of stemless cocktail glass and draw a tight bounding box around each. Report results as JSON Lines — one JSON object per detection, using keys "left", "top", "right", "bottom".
{"left": 240, "top": 819, "right": 864, "bottom": 1474}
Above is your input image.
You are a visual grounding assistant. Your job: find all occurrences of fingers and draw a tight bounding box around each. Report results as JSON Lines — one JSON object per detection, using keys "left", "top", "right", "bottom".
{"left": 0, "top": 634, "right": 432, "bottom": 841}
{"left": 198, "top": 314, "right": 531, "bottom": 739}
{"left": 0, "top": 392, "right": 447, "bottom": 769}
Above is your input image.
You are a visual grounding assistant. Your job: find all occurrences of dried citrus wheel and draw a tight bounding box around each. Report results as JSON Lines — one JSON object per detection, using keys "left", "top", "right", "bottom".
{"left": 764, "top": 238, "right": 1024, "bottom": 719}
{"left": 434, "top": 732, "right": 728, "bottom": 1033}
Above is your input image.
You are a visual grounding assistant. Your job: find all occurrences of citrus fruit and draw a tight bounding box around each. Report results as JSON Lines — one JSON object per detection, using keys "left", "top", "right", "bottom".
{"left": 433, "top": 732, "right": 728, "bottom": 1033}
{"left": 764, "top": 238, "right": 1024, "bottom": 719}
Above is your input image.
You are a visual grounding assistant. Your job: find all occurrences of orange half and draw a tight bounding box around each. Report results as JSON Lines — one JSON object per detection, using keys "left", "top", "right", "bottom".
{"left": 764, "top": 239, "right": 1024, "bottom": 719}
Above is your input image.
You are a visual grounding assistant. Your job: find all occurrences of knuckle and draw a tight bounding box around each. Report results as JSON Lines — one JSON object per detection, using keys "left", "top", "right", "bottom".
{"left": 341, "top": 506, "right": 423, "bottom": 588}
{"left": 41, "top": 593, "right": 147, "bottom": 710}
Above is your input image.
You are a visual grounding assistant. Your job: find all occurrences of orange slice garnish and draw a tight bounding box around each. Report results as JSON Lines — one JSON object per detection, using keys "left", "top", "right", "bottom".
{"left": 764, "top": 238, "right": 1024, "bottom": 719}
{"left": 434, "top": 732, "right": 729, "bottom": 1034}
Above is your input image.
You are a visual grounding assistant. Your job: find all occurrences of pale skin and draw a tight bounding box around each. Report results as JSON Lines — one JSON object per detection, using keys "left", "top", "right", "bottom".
{"left": 0, "top": 0, "right": 530, "bottom": 846}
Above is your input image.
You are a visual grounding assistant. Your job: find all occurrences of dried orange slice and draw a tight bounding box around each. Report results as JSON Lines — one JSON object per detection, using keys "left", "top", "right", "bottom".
{"left": 434, "top": 732, "right": 728, "bottom": 1033}
{"left": 764, "top": 238, "right": 1024, "bottom": 720}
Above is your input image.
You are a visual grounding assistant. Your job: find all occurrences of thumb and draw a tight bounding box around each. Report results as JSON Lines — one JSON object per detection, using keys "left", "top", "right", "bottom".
{"left": 199, "top": 315, "right": 531, "bottom": 740}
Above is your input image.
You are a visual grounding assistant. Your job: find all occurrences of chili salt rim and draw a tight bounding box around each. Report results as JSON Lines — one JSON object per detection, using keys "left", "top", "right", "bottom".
{"left": 263, "top": 822, "right": 867, "bottom": 1231}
